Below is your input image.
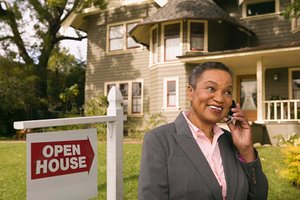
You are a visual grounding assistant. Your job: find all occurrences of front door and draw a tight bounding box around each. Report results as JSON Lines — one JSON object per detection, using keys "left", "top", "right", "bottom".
{"left": 237, "top": 75, "right": 257, "bottom": 121}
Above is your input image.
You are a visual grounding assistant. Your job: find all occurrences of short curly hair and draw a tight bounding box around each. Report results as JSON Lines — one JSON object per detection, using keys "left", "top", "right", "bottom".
{"left": 188, "top": 62, "right": 233, "bottom": 89}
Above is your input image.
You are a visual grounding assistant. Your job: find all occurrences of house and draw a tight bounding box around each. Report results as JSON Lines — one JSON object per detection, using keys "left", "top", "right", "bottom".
{"left": 63, "top": 0, "right": 300, "bottom": 144}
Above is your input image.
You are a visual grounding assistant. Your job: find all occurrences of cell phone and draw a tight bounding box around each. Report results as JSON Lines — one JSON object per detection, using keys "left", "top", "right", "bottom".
{"left": 226, "top": 100, "right": 236, "bottom": 123}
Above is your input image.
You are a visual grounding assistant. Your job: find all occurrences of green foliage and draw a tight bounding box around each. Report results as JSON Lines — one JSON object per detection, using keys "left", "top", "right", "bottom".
{"left": 59, "top": 84, "right": 80, "bottom": 110}
{"left": 0, "top": 57, "right": 39, "bottom": 136}
{"left": 144, "top": 113, "right": 167, "bottom": 133}
{"left": 48, "top": 47, "right": 85, "bottom": 114}
{"left": 276, "top": 132, "right": 300, "bottom": 146}
{"left": 277, "top": 133, "right": 300, "bottom": 188}
{"left": 281, "top": 146, "right": 300, "bottom": 187}
{"left": 2, "top": 143, "right": 300, "bottom": 200}
{"left": 282, "top": 0, "right": 300, "bottom": 20}
{"left": 76, "top": 0, "right": 107, "bottom": 11}
{"left": 0, "top": 0, "right": 105, "bottom": 136}
{"left": 123, "top": 113, "right": 167, "bottom": 139}
{"left": 257, "top": 146, "right": 300, "bottom": 199}
{"left": 84, "top": 93, "right": 109, "bottom": 140}
{"left": 124, "top": 117, "right": 143, "bottom": 139}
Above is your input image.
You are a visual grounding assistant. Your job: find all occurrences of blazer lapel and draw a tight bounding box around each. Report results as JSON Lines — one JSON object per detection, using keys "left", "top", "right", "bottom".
{"left": 218, "top": 133, "right": 239, "bottom": 200}
{"left": 173, "top": 113, "right": 223, "bottom": 200}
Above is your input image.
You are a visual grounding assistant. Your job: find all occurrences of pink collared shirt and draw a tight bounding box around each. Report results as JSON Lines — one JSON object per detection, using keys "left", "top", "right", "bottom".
{"left": 182, "top": 111, "right": 227, "bottom": 199}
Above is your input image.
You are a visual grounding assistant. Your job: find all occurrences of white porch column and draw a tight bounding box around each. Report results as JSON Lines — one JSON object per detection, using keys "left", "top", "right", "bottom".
{"left": 256, "top": 58, "right": 265, "bottom": 124}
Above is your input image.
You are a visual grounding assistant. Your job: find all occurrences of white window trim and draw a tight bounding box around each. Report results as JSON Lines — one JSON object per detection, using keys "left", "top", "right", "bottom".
{"left": 161, "top": 20, "right": 183, "bottom": 62}
{"left": 241, "top": 0, "right": 280, "bottom": 19}
{"left": 149, "top": 24, "right": 159, "bottom": 66}
{"left": 106, "top": 19, "right": 142, "bottom": 54}
{"left": 104, "top": 79, "right": 144, "bottom": 115}
{"left": 187, "top": 20, "right": 208, "bottom": 53}
{"left": 162, "top": 77, "right": 180, "bottom": 111}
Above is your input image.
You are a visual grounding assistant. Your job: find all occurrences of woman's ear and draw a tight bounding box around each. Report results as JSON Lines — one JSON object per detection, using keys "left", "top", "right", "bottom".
{"left": 187, "top": 85, "right": 194, "bottom": 101}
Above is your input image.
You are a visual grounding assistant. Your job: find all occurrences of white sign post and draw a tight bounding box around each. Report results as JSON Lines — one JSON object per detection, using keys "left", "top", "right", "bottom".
{"left": 26, "top": 129, "right": 98, "bottom": 200}
{"left": 14, "top": 86, "right": 124, "bottom": 200}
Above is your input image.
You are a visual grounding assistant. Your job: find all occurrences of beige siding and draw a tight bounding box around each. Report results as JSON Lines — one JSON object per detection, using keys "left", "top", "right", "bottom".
{"left": 149, "top": 62, "right": 189, "bottom": 122}
{"left": 85, "top": 2, "right": 157, "bottom": 110}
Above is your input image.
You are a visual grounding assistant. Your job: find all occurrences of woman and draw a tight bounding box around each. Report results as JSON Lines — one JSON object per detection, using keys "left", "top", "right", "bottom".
{"left": 138, "top": 62, "right": 268, "bottom": 200}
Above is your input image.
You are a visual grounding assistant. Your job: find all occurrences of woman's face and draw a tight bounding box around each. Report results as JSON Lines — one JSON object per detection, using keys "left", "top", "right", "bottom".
{"left": 187, "top": 69, "right": 233, "bottom": 124}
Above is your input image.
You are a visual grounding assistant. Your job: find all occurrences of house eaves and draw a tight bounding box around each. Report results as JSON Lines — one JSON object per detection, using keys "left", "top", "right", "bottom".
{"left": 61, "top": 6, "right": 102, "bottom": 32}
{"left": 177, "top": 41, "right": 300, "bottom": 69}
{"left": 130, "top": 0, "right": 254, "bottom": 46}
{"left": 61, "top": 0, "right": 163, "bottom": 32}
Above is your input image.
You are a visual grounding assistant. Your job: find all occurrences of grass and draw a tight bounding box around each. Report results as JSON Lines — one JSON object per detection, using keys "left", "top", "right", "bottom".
{"left": 0, "top": 142, "right": 299, "bottom": 200}
{"left": 257, "top": 146, "right": 300, "bottom": 200}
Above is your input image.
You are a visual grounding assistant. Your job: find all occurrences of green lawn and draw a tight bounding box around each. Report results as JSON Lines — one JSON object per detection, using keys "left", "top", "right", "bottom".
{"left": 0, "top": 142, "right": 299, "bottom": 200}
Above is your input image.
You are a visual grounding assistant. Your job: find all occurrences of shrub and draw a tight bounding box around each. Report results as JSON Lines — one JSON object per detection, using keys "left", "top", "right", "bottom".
{"left": 84, "top": 93, "right": 108, "bottom": 141}
{"left": 144, "top": 113, "right": 167, "bottom": 133}
{"left": 278, "top": 133, "right": 300, "bottom": 187}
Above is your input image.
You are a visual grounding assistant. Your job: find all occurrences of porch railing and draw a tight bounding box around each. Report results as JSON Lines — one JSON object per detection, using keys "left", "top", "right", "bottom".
{"left": 263, "top": 99, "right": 300, "bottom": 122}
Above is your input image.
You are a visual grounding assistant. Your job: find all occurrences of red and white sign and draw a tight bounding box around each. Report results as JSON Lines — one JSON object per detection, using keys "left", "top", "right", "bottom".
{"left": 31, "top": 138, "right": 94, "bottom": 179}
{"left": 26, "top": 129, "right": 98, "bottom": 200}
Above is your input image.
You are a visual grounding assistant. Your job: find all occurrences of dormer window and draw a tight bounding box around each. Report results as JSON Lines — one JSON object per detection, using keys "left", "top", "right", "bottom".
{"left": 190, "top": 22, "right": 205, "bottom": 51}
{"left": 163, "top": 22, "right": 182, "bottom": 61}
{"left": 187, "top": 20, "right": 207, "bottom": 52}
{"left": 247, "top": 1, "right": 275, "bottom": 16}
{"left": 242, "top": 0, "right": 279, "bottom": 18}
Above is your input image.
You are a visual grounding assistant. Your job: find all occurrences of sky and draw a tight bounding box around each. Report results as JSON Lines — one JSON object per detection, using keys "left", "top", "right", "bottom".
{"left": 60, "top": 27, "right": 87, "bottom": 61}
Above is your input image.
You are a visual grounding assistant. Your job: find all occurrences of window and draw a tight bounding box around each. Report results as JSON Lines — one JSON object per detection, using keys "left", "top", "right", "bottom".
{"left": 189, "top": 22, "right": 205, "bottom": 51}
{"left": 105, "top": 80, "right": 143, "bottom": 115}
{"left": 109, "top": 25, "right": 123, "bottom": 51}
{"left": 132, "top": 82, "right": 142, "bottom": 113}
{"left": 119, "top": 83, "right": 129, "bottom": 114}
{"left": 150, "top": 27, "right": 158, "bottom": 64}
{"left": 242, "top": 0, "right": 279, "bottom": 18}
{"left": 108, "top": 21, "right": 140, "bottom": 52}
{"left": 246, "top": 1, "right": 275, "bottom": 16}
{"left": 163, "top": 23, "right": 181, "bottom": 61}
{"left": 163, "top": 77, "right": 179, "bottom": 109}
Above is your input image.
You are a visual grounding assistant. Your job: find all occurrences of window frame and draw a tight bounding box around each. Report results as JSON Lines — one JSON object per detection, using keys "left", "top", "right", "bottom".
{"left": 163, "top": 77, "right": 180, "bottom": 110}
{"left": 150, "top": 25, "right": 159, "bottom": 65}
{"left": 241, "top": 0, "right": 280, "bottom": 19}
{"left": 104, "top": 80, "right": 144, "bottom": 115}
{"left": 161, "top": 21, "right": 183, "bottom": 62}
{"left": 106, "top": 20, "right": 142, "bottom": 53}
{"left": 187, "top": 20, "right": 208, "bottom": 52}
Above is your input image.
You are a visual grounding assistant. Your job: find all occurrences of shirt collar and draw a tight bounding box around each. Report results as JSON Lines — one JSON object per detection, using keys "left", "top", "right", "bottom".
{"left": 182, "top": 111, "right": 224, "bottom": 140}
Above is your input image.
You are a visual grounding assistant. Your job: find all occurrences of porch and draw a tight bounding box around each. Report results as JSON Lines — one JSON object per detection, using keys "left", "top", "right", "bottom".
{"left": 263, "top": 99, "right": 300, "bottom": 122}
{"left": 250, "top": 99, "right": 300, "bottom": 145}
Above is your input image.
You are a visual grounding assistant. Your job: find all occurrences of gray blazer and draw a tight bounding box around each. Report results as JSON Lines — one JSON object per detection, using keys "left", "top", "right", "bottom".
{"left": 138, "top": 112, "right": 268, "bottom": 200}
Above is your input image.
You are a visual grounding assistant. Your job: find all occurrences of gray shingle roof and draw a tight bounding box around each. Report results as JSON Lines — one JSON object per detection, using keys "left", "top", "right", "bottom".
{"left": 130, "top": 0, "right": 253, "bottom": 46}
{"left": 144, "top": 0, "right": 239, "bottom": 24}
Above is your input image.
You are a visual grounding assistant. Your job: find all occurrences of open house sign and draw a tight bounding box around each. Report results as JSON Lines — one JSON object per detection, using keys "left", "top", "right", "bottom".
{"left": 26, "top": 129, "right": 98, "bottom": 200}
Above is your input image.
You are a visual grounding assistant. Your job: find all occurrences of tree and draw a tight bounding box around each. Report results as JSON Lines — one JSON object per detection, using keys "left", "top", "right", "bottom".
{"left": 0, "top": 0, "right": 106, "bottom": 110}
{"left": 0, "top": 56, "right": 38, "bottom": 135}
{"left": 48, "top": 46, "right": 85, "bottom": 114}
